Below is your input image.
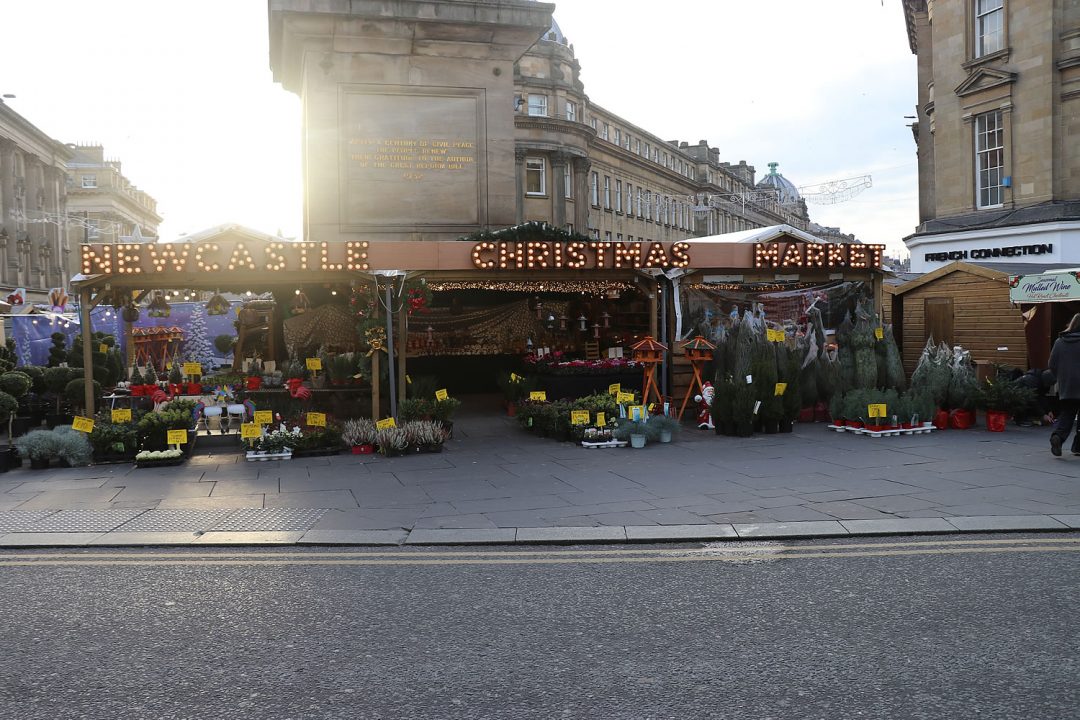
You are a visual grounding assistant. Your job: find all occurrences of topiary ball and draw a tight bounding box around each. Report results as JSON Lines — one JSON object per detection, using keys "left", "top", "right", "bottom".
{"left": 0, "top": 371, "right": 32, "bottom": 399}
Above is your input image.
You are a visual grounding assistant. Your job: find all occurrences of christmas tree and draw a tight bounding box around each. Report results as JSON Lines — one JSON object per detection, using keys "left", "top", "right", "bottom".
{"left": 183, "top": 304, "right": 215, "bottom": 371}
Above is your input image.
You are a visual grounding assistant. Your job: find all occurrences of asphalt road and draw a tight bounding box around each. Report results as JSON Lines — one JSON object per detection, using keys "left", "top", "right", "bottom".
{"left": 1, "top": 534, "right": 1078, "bottom": 720}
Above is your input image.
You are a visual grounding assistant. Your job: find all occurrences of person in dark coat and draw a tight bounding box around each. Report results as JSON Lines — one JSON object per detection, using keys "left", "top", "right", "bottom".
{"left": 1048, "top": 313, "right": 1080, "bottom": 456}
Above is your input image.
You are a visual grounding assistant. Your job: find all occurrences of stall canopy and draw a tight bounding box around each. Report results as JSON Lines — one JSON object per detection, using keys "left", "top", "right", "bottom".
{"left": 1009, "top": 269, "right": 1080, "bottom": 303}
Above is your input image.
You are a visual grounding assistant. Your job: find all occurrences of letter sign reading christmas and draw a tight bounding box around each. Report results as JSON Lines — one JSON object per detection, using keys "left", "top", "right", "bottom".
{"left": 472, "top": 241, "right": 691, "bottom": 271}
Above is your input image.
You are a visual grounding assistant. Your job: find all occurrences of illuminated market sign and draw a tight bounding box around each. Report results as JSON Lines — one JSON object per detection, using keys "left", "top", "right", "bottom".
{"left": 80, "top": 241, "right": 371, "bottom": 275}
{"left": 471, "top": 241, "right": 691, "bottom": 270}
{"left": 754, "top": 242, "right": 886, "bottom": 270}
{"left": 924, "top": 243, "right": 1053, "bottom": 263}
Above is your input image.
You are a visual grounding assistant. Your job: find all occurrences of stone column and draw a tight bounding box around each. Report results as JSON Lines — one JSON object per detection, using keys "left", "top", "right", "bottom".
{"left": 514, "top": 148, "right": 527, "bottom": 225}
{"left": 572, "top": 157, "right": 591, "bottom": 234}
{"left": 0, "top": 140, "right": 14, "bottom": 280}
{"left": 551, "top": 152, "right": 568, "bottom": 229}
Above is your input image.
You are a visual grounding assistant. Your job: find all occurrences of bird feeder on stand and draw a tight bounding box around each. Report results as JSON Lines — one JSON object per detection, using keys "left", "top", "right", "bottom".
{"left": 677, "top": 336, "right": 716, "bottom": 420}
{"left": 631, "top": 336, "right": 668, "bottom": 408}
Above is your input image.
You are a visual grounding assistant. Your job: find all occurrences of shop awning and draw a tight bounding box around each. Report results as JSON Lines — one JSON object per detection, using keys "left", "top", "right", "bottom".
{"left": 1008, "top": 269, "right": 1080, "bottom": 303}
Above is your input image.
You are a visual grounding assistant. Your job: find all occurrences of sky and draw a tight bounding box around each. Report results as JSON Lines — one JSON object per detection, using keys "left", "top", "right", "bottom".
{"left": 0, "top": 0, "right": 917, "bottom": 256}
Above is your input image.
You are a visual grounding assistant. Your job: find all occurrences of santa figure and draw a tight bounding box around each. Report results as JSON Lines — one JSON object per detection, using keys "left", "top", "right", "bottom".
{"left": 694, "top": 381, "right": 715, "bottom": 430}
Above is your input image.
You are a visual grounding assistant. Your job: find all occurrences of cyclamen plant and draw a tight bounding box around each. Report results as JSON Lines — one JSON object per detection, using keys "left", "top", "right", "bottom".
{"left": 252, "top": 423, "right": 303, "bottom": 454}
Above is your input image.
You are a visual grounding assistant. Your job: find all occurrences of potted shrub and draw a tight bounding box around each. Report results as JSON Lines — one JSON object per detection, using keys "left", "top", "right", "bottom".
{"left": 168, "top": 364, "right": 184, "bottom": 396}
{"left": 649, "top": 414, "right": 680, "bottom": 443}
{"left": 342, "top": 418, "right": 376, "bottom": 454}
{"left": 398, "top": 398, "right": 433, "bottom": 422}
{"left": 0, "top": 391, "right": 19, "bottom": 472}
{"left": 375, "top": 426, "right": 409, "bottom": 457}
{"left": 407, "top": 420, "right": 448, "bottom": 453}
{"left": 614, "top": 418, "right": 650, "bottom": 448}
{"left": 43, "top": 366, "right": 74, "bottom": 427}
{"left": 64, "top": 378, "right": 102, "bottom": 417}
{"left": 0, "top": 371, "right": 32, "bottom": 437}
{"left": 976, "top": 378, "right": 1036, "bottom": 432}
{"left": 284, "top": 360, "right": 307, "bottom": 393}
{"left": 711, "top": 375, "right": 735, "bottom": 435}
{"left": 247, "top": 423, "right": 301, "bottom": 461}
{"left": 18, "top": 365, "right": 47, "bottom": 427}
{"left": 245, "top": 359, "right": 263, "bottom": 391}
{"left": 89, "top": 420, "right": 138, "bottom": 462}
{"left": 53, "top": 426, "right": 93, "bottom": 467}
{"left": 213, "top": 334, "right": 236, "bottom": 358}
{"left": 15, "top": 429, "right": 59, "bottom": 470}
{"left": 432, "top": 397, "right": 461, "bottom": 434}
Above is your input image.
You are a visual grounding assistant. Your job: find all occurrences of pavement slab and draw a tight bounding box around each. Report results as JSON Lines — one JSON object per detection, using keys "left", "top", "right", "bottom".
{"left": 839, "top": 518, "right": 955, "bottom": 535}
{"left": 945, "top": 515, "right": 1070, "bottom": 532}
{"left": 298, "top": 529, "right": 408, "bottom": 545}
{"left": 624, "top": 524, "right": 737, "bottom": 541}
{"left": 515, "top": 526, "right": 626, "bottom": 543}
{"left": 733, "top": 521, "right": 849, "bottom": 538}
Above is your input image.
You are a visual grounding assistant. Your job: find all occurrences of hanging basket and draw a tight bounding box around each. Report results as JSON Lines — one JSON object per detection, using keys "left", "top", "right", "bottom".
{"left": 205, "top": 293, "right": 231, "bottom": 316}
{"left": 121, "top": 305, "right": 140, "bottom": 323}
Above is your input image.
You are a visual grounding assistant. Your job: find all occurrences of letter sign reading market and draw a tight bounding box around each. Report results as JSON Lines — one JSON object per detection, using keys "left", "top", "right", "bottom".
{"left": 471, "top": 241, "right": 691, "bottom": 270}
{"left": 754, "top": 242, "right": 886, "bottom": 270}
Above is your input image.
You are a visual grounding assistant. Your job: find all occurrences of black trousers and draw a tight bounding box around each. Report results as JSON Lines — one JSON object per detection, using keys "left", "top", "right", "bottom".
{"left": 1052, "top": 398, "right": 1080, "bottom": 449}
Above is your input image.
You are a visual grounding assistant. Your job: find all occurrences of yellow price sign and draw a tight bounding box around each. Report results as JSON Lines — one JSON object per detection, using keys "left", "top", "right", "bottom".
{"left": 767, "top": 328, "right": 786, "bottom": 343}
{"left": 167, "top": 429, "right": 188, "bottom": 445}
{"left": 529, "top": 391, "right": 547, "bottom": 402}
{"left": 240, "top": 423, "right": 261, "bottom": 439}
{"left": 306, "top": 412, "right": 327, "bottom": 427}
{"left": 98, "top": 343, "right": 109, "bottom": 354}
{"left": 570, "top": 410, "right": 590, "bottom": 426}
{"left": 435, "top": 389, "right": 449, "bottom": 401}
{"left": 774, "top": 383, "right": 788, "bottom": 396}
{"left": 874, "top": 327, "right": 885, "bottom": 340}
{"left": 306, "top": 357, "right": 322, "bottom": 371}
{"left": 608, "top": 383, "right": 621, "bottom": 395}
{"left": 616, "top": 391, "right": 635, "bottom": 404}
{"left": 71, "top": 416, "right": 95, "bottom": 433}
{"left": 406, "top": 374, "right": 413, "bottom": 384}
{"left": 509, "top": 372, "right": 521, "bottom": 383}
{"left": 111, "top": 408, "right": 132, "bottom": 423}
{"left": 182, "top": 362, "right": 202, "bottom": 376}
{"left": 867, "top": 403, "right": 888, "bottom": 418}
{"left": 595, "top": 412, "right": 606, "bottom": 427}
{"left": 253, "top": 410, "right": 273, "bottom": 425}
{"left": 376, "top": 417, "right": 397, "bottom": 430}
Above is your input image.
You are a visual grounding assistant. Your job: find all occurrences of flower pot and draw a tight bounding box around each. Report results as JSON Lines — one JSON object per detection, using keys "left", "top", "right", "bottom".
{"left": 10, "top": 417, "right": 30, "bottom": 438}
{"left": 986, "top": 410, "right": 1008, "bottom": 432}
{"left": 949, "top": 408, "right": 975, "bottom": 430}
{"left": 659, "top": 430, "right": 672, "bottom": 443}
{"left": 900, "top": 422, "right": 914, "bottom": 430}
{"left": 849, "top": 421, "right": 864, "bottom": 429}
{"left": 7, "top": 446, "right": 21, "bottom": 469}
{"left": 245, "top": 377, "right": 262, "bottom": 391}
{"left": 130, "top": 385, "right": 146, "bottom": 397}
{"left": 629, "top": 433, "right": 647, "bottom": 448}
{"left": 835, "top": 418, "right": 848, "bottom": 427}
{"left": 29, "top": 457, "right": 50, "bottom": 470}
{"left": 506, "top": 401, "right": 517, "bottom": 417}
{"left": 798, "top": 407, "right": 815, "bottom": 423}
{"left": 186, "top": 382, "right": 202, "bottom": 395}
{"left": 169, "top": 383, "right": 183, "bottom": 396}
{"left": 933, "top": 409, "right": 949, "bottom": 430}
{"left": 814, "top": 401, "right": 830, "bottom": 424}
{"left": 763, "top": 420, "right": 779, "bottom": 434}
{"left": 778, "top": 419, "right": 793, "bottom": 433}
{"left": 286, "top": 378, "right": 304, "bottom": 393}
{"left": 351, "top": 444, "right": 374, "bottom": 455}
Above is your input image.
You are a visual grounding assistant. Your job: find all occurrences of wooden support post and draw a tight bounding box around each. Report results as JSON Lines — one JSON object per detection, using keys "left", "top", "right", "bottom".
{"left": 79, "top": 288, "right": 95, "bottom": 416}
{"left": 397, "top": 301, "right": 407, "bottom": 403}
{"left": 371, "top": 350, "right": 380, "bottom": 420}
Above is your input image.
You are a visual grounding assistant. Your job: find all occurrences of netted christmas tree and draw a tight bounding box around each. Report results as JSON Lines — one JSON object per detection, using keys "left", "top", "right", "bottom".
{"left": 851, "top": 300, "right": 878, "bottom": 390}
{"left": 910, "top": 338, "right": 952, "bottom": 409}
{"left": 183, "top": 304, "right": 215, "bottom": 372}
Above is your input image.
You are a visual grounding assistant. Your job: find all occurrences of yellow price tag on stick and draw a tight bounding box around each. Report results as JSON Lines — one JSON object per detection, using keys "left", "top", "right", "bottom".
{"left": 874, "top": 327, "right": 884, "bottom": 340}
{"left": 570, "top": 410, "right": 590, "bottom": 426}
{"left": 182, "top": 362, "right": 202, "bottom": 376}
{"left": 529, "top": 391, "right": 547, "bottom": 402}
{"left": 111, "top": 408, "right": 132, "bottom": 423}
{"left": 435, "top": 389, "right": 449, "bottom": 401}
{"left": 306, "top": 412, "right": 327, "bottom": 427}
{"left": 98, "top": 343, "right": 109, "bottom": 354}
{"left": 510, "top": 373, "right": 521, "bottom": 383}
{"left": 306, "top": 357, "right": 322, "bottom": 371}
{"left": 376, "top": 417, "right": 397, "bottom": 429}
{"left": 253, "top": 410, "right": 273, "bottom": 425}
{"left": 72, "top": 416, "right": 95, "bottom": 433}
{"left": 240, "top": 423, "right": 261, "bottom": 439}
{"left": 167, "top": 429, "right": 188, "bottom": 445}
{"left": 774, "top": 383, "right": 787, "bottom": 396}
{"left": 616, "top": 391, "right": 635, "bottom": 404}
{"left": 867, "top": 404, "right": 887, "bottom": 418}
{"left": 595, "top": 412, "right": 606, "bottom": 427}
{"left": 608, "top": 383, "right": 621, "bottom": 395}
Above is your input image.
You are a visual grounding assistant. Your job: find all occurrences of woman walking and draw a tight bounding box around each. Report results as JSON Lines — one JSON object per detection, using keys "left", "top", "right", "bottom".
{"left": 1048, "top": 313, "right": 1080, "bottom": 456}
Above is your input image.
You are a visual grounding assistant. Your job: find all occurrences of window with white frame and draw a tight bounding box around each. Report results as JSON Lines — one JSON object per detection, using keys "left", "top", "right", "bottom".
{"left": 975, "top": 110, "right": 1005, "bottom": 208}
{"left": 615, "top": 179, "right": 622, "bottom": 212}
{"left": 636, "top": 188, "right": 643, "bottom": 217}
{"left": 601, "top": 123, "right": 610, "bottom": 141}
{"left": 87, "top": 219, "right": 100, "bottom": 240}
{"left": 590, "top": 172, "right": 600, "bottom": 206}
{"left": 645, "top": 192, "right": 652, "bottom": 221}
{"left": 635, "top": 139, "right": 641, "bottom": 154}
{"left": 626, "top": 183, "right": 633, "bottom": 214}
{"left": 565, "top": 100, "right": 576, "bottom": 122}
{"left": 527, "top": 94, "right": 548, "bottom": 117}
{"left": 644, "top": 142, "right": 650, "bottom": 159}
{"left": 613, "top": 129, "right": 621, "bottom": 146}
{"left": 603, "top": 176, "right": 611, "bottom": 209}
{"left": 564, "top": 164, "right": 573, "bottom": 199}
{"left": 81, "top": 175, "right": 97, "bottom": 188}
{"left": 975, "top": 0, "right": 1004, "bottom": 58}
{"left": 526, "top": 157, "right": 546, "bottom": 195}
{"left": 605, "top": 231, "right": 612, "bottom": 242}
{"left": 624, "top": 134, "right": 631, "bottom": 151}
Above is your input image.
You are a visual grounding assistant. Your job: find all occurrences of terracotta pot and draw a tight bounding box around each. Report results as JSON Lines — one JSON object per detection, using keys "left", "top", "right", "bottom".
{"left": 986, "top": 410, "right": 1008, "bottom": 432}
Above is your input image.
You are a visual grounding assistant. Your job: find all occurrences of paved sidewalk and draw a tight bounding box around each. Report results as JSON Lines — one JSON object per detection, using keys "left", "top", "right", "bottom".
{"left": 1, "top": 409, "right": 1078, "bottom": 546}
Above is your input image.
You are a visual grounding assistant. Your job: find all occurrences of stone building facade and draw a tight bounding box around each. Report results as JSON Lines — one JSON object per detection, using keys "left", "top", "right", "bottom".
{"left": 64, "top": 143, "right": 161, "bottom": 279}
{"left": 268, "top": 0, "right": 815, "bottom": 250}
{"left": 902, "top": 0, "right": 1080, "bottom": 273}
{"left": 0, "top": 100, "right": 72, "bottom": 304}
